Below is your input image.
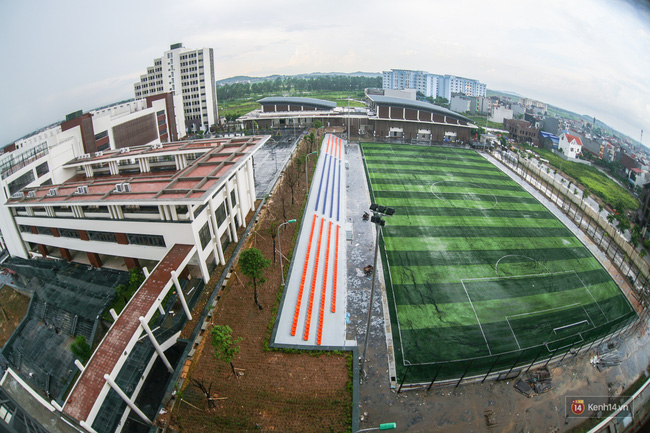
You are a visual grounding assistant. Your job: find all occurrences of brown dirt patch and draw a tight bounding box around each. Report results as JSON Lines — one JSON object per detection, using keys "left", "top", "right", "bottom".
{"left": 0, "top": 285, "right": 30, "bottom": 348}
{"left": 171, "top": 133, "right": 352, "bottom": 432}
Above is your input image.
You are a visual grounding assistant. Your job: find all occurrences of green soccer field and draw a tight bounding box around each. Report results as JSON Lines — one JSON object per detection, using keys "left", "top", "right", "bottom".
{"left": 361, "top": 143, "right": 636, "bottom": 384}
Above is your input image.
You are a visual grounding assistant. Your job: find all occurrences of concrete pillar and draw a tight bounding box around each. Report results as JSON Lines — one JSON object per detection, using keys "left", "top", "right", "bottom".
{"left": 171, "top": 270, "right": 192, "bottom": 320}
{"left": 74, "top": 359, "right": 85, "bottom": 372}
{"left": 142, "top": 267, "right": 150, "bottom": 278}
{"left": 109, "top": 309, "right": 118, "bottom": 321}
{"left": 37, "top": 244, "right": 48, "bottom": 258}
{"left": 225, "top": 188, "right": 238, "bottom": 243}
{"left": 59, "top": 248, "right": 73, "bottom": 262}
{"left": 139, "top": 317, "right": 173, "bottom": 373}
{"left": 124, "top": 257, "right": 140, "bottom": 270}
{"left": 87, "top": 252, "right": 102, "bottom": 268}
{"left": 103, "top": 374, "right": 152, "bottom": 425}
{"left": 246, "top": 159, "right": 256, "bottom": 209}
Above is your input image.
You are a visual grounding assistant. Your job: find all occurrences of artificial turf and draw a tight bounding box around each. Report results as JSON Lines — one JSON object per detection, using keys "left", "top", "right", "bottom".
{"left": 361, "top": 143, "right": 636, "bottom": 383}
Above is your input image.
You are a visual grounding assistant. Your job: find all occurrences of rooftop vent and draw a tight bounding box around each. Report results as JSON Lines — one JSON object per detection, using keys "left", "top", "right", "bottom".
{"left": 11, "top": 192, "right": 24, "bottom": 199}
{"left": 47, "top": 188, "right": 58, "bottom": 197}
{"left": 26, "top": 191, "right": 36, "bottom": 198}
{"left": 76, "top": 185, "right": 89, "bottom": 194}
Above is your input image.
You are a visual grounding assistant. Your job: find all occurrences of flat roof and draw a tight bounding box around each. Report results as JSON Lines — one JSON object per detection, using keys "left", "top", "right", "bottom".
{"left": 10, "top": 136, "right": 269, "bottom": 206}
{"left": 367, "top": 95, "right": 472, "bottom": 123}
{"left": 257, "top": 96, "right": 337, "bottom": 110}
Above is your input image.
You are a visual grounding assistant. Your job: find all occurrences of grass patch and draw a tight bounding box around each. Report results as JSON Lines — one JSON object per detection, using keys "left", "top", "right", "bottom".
{"left": 521, "top": 145, "right": 638, "bottom": 212}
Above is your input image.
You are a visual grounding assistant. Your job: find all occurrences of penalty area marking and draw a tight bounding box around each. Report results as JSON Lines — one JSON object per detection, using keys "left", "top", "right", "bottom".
{"left": 461, "top": 280, "right": 492, "bottom": 355}
{"left": 505, "top": 303, "right": 594, "bottom": 350}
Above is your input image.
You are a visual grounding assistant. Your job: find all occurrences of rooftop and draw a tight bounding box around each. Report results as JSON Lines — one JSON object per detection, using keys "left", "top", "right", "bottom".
{"left": 257, "top": 96, "right": 337, "bottom": 110}
{"left": 10, "top": 136, "right": 269, "bottom": 205}
{"left": 366, "top": 95, "right": 472, "bottom": 123}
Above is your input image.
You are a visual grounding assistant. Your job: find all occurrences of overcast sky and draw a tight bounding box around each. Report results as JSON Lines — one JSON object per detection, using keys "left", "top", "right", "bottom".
{"left": 1, "top": 0, "right": 649, "bottom": 147}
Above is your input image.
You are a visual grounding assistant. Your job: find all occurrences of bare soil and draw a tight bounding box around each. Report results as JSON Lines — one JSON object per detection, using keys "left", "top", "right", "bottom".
{"left": 0, "top": 285, "right": 30, "bottom": 348}
{"left": 171, "top": 132, "right": 352, "bottom": 432}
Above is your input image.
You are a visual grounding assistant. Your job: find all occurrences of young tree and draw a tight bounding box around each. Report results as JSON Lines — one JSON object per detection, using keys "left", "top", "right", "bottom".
{"left": 211, "top": 325, "right": 242, "bottom": 378}
{"left": 285, "top": 163, "right": 299, "bottom": 204}
{"left": 267, "top": 221, "right": 279, "bottom": 263}
{"left": 71, "top": 335, "right": 92, "bottom": 363}
{"left": 239, "top": 247, "right": 271, "bottom": 310}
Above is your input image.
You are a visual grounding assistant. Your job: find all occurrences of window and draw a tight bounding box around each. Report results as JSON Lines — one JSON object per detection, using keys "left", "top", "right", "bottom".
{"left": 230, "top": 189, "right": 237, "bottom": 207}
{"left": 215, "top": 202, "right": 227, "bottom": 227}
{"left": 199, "top": 222, "right": 211, "bottom": 249}
{"left": 36, "top": 162, "right": 49, "bottom": 177}
{"left": 19, "top": 225, "right": 31, "bottom": 233}
{"left": 36, "top": 226, "right": 51, "bottom": 235}
{"left": 88, "top": 231, "right": 117, "bottom": 243}
{"left": 127, "top": 233, "right": 165, "bottom": 247}
{"left": 59, "top": 228, "right": 81, "bottom": 239}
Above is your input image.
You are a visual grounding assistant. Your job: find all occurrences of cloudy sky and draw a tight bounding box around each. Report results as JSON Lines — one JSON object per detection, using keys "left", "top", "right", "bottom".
{"left": 1, "top": 0, "right": 649, "bottom": 147}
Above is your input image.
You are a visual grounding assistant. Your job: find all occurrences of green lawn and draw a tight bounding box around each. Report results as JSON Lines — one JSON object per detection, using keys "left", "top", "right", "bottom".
{"left": 362, "top": 143, "right": 636, "bottom": 383}
{"left": 522, "top": 146, "right": 638, "bottom": 212}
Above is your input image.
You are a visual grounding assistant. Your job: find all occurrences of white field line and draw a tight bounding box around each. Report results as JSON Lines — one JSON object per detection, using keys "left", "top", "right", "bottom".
{"left": 506, "top": 318, "right": 521, "bottom": 350}
{"left": 461, "top": 280, "right": 492, "bottom": 355}
{"left": 428, "top": 180, "right": 498, "bottom": 210}
{"left": 574, "top": 271, "right": 609, "bottom": 322}
{"left": 506, "top": 302, "right": 581, "bottom": 320}
{"left": 553, "top": 320, "right": 588, "bottom": 334}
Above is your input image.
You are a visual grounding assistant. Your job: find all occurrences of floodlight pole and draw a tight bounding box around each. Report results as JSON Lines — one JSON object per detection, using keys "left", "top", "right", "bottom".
{"left": 361, "top": 220, "right": 382, "bottom": 378}
{"left": 278, "top": 219, "right": 297, "bottom": 286}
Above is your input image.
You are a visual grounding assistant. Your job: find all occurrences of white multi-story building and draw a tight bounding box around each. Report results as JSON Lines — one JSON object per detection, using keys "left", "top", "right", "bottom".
{"left": 3, "top": 136, "right": 266, "bottom": 282}
{"left": 134, "top": 43, "right": 219, "bottom": 134}
{"left": 558, "top": 132, "right": 583, "bottom": 159}
{"left": 382, "top": 69, "right": 486, "bottom": 100}
{"left": 0, "top": 94, "right": 183, "bottom": 256}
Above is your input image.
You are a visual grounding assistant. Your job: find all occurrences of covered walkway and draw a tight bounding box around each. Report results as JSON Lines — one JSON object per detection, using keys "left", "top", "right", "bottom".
{"left": 63, "top": 244, "right": 195, "bottom": 428}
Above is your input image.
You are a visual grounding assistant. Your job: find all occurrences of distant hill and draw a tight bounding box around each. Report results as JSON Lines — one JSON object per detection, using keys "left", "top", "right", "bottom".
{"left": 486, "top": 89, "right": 524, "bottom": 100}
{"left": 217, "top": 71, "right": 381, "bottom": 86}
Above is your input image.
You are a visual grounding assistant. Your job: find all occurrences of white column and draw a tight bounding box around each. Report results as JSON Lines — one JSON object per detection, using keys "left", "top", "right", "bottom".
{"left": 246, "top": 159, "right": 256, "bottom": 208}
{"left": 138, "top": 317, "right": 173, "bottom": 373}
{"left": 171, "top": 270, "right": 192, "bottom": 320}
{"left": 103, "top": 374, "right": 152, "bottom": 425}
{"left": 142, "top": 267, "right": 150, "bottom": 278}
{"left": 225, "top": 187, "right": 238, "bottom": 243}
{"left": 109, "top": 309, "right": 118, "bottom": 321}
{"left": 83, "top": 165, "right": 94, "bottom": 177}
{"left": 74, "top": 359, "right": 85, "bottom": 372}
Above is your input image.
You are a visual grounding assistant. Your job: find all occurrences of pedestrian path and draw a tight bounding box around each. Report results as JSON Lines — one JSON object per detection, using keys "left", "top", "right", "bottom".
{"left": 273, "top": 134, "right": 348, "bottom": 347}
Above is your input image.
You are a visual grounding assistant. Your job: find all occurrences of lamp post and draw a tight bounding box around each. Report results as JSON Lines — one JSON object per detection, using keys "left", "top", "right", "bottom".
{"left": 357, "top": 423, "right": 397, "bottom": 432}
{"left": 361, "top": 204, "right": 395, "bottom": 378}
{"left": 278, "top": 219, "right": 297, "bottom": 286}
{"left": 305, "top": 151, "right": 318, "bottom": 186}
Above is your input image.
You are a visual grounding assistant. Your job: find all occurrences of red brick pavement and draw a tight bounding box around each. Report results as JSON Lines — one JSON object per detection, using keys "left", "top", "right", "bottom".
{"left": 63, "top": 244, "right": 194, "bottom": 423}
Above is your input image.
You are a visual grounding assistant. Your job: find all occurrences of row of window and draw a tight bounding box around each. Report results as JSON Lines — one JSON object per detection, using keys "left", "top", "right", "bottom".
{"left": 19, "top": 225, "right": 166, "bottom": 247}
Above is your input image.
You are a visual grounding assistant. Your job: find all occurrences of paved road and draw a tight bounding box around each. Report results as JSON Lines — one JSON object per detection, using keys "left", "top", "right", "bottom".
{"left": 253, "top": 132, "right": 302, "bottom": 199}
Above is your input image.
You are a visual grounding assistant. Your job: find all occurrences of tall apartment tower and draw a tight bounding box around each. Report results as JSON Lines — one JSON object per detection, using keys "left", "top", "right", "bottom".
{"left": 134, "top": 43, "right": 218, "bottom": 134}
{"left": 383, "top": 69, "right": 486, "bottom": 100}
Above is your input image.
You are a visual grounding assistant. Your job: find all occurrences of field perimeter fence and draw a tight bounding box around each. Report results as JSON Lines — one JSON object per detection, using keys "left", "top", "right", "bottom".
{"left": 495, "top": 150, "right": 650, "bottom": 306}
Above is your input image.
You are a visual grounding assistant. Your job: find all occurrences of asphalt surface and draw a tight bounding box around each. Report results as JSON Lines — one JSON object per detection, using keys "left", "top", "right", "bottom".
{"left": 253, "top": 132, "right": 302, "bottom": 199}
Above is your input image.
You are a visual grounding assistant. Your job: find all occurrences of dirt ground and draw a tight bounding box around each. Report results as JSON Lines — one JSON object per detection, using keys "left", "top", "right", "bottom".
{"left": 0, "top": 285, "right": 30, "bottom": 348}
{"left": 171, "top": 132, "right": 352, "bottom": 432}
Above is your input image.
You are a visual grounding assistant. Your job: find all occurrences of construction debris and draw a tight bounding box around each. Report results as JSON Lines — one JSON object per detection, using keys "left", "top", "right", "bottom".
{"left": 484, "top": 409, "right": 499, "bottom": 430}
{"left": 514, "top": 367, "right": 553, "bottom": 397}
